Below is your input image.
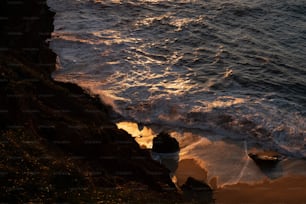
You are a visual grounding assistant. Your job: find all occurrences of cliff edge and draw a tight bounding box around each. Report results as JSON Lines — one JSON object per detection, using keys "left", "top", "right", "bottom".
{"left": 0, "top": 0, "right": 180, "bottom": 202}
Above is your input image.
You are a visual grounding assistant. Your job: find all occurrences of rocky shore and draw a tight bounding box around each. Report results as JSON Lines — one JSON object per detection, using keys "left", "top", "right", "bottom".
{"left": 0, "top": 0, "right": 212, "bottom": 203}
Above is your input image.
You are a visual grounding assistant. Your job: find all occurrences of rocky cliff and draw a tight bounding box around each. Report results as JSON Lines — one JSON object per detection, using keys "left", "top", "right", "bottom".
{"left": 0, "top": 0, "right": 180, "bottom": 202}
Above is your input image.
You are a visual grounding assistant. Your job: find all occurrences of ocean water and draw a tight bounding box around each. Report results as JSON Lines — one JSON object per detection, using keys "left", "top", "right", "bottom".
{"left": 47, "top": 0, "right": 306, "bottom": 186}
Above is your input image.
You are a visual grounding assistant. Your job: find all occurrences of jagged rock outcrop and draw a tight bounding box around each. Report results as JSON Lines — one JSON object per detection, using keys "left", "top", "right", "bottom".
{"left": 152, "top": 131, "right": 180, "bottom": 153}
{"left": 0, "top": 0, "right": 179, "bottom": 202}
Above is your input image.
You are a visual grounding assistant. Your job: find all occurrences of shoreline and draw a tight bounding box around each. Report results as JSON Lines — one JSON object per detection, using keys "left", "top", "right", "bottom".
{"left": 1, "top": 0, "right": 216, "bottom": 203}
{"left": 2, "top": 0, "right": 305, "bottom": 203}
{"left": 176, "top": 158, "right": 306, "bottom": 203}
{"left": 119, "top": 121, "right": 306, "bottom": 203}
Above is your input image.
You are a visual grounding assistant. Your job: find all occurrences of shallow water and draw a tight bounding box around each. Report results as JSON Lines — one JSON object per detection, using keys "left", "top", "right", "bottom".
{"left": 47, "top": 0, "right": 306, "bottom": 186}
{"left": 117, "top": 121, "right": 306, "bottom": 187}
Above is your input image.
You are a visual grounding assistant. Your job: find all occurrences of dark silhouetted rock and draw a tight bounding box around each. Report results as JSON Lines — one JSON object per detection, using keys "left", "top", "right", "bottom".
{"left": 152, "top": 132, "right": 179, "bottom": 153}
{"left": 151, "top": 132, "right": 180, "bottom": 172}
{"left": 248, "top": 152, "right": 282, "bottom": 169}
{"left": 181, "top": 177, "right": 212, "bottom": 192}
{"left": 181, "top": 177, "right": 214, "bottom": 204}
{"left": 0, "top": 0, "right": 179, "bottom": 200}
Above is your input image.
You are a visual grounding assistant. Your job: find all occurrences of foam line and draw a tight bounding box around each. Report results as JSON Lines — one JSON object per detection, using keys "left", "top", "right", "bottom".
{"left": 235, "top": 140, "right": 250, "bottom": 183}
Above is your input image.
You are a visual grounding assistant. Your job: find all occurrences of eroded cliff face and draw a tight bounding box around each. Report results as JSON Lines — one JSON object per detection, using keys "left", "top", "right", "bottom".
{"left": 0, "top": 0, "right": 178, "bottom": 202}
{"left": 0, "top": 0, "right": 56, "bottom": 75}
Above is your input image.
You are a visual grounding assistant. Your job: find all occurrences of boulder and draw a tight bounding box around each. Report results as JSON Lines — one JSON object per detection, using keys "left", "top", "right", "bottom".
{"left": 151, "top": 132, "right": 180, "bottom": 172}
{"left": 181, "top": 177, "right": 212, "bottom": 192}
{"left": 248, "top": 151, "right": 282, "bottom": 169}
{"left": 181, "top": 177, "right": 214, "bottom": 204}
{"left": 152, "top": 132, "right": 179, "bottom": 153}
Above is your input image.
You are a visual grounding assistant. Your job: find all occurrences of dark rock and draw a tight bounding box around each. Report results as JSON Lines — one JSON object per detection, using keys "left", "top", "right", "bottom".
{"left": 0, "top": 0, "right": 178, "bottom": 198}
{"left": 152, "top": 131, "right": 179, "bottom": 153}
{"left": 151, "top": 132, "right": 180, "bottom": 172}
{"left": 181, "top": 177, "right": 214, "bottom": 204}
{"left": 248, "top": 152, "right": 282, "bottom": 168}
{"left": 181, "top": 177, "right": 212, "bottom": 192}
{"left": 248, "top": 152, "right": 284, "bottom": 180}
{"left": 0, "top": 0, "right": 56, "bottom": 76}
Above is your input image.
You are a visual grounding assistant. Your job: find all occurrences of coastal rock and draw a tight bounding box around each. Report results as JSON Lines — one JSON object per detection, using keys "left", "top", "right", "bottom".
{"left": 0, "top": 0, "right": 179, "bottom": 201}
{"left": 181, "top": 177, "right": 214, "bottom": 204}
{"left": 151, "top": 132, "right": 180, "bottom": 172}
{"left": 152, "top": 131, "right": 179, "bottom": 153}
{"left": 181, "top": 177, "right": 212, "bottom": 192}
{"left": 249, "top": 151, "right": 284, "bottom": 180}
{"left": 248, "top": 151, "right": 282, "bottom": 168}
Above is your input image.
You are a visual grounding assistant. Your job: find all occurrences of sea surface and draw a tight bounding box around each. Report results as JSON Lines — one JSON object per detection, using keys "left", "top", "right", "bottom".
{"left": 47, "top": 0, "right": 306, "bottom": 186}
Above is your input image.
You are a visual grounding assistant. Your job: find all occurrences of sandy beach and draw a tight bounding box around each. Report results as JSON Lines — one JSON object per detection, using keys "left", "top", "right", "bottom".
{"left": 215, "top": 175, "right": 306, "bottom": 204}
{"left": 175, "top": 158, "right": 306, "bottom": 204}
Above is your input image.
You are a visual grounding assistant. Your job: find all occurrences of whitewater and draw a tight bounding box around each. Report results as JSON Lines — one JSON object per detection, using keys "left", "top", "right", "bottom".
{"left": 47, "top": 0, "right": 306, "bottom": 186}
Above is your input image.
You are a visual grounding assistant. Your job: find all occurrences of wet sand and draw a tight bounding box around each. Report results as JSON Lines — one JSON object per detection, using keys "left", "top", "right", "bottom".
{"left": 215, "top": 176, "right": 306, "bottom": 204}
{"left": 175, "top": 158, "right": 306, "bottom": 204}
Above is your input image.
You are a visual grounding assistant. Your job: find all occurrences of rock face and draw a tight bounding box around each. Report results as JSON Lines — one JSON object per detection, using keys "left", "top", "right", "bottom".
{"left": 248, "top": 152, "right": 282, "bottom": 168}
{"left": 0, "top": 0, "right": 179, "bottom": 202}
{"left": 151, "top": 132, "right": 180, "bottom": 173}
{"left": 0, "top": 0, "right": 56, "bottom": 76}
{"left": 181, "top": 177, "right": 214, "bottom": 204}
{"left": 181, "top": 177, "right": 212, "bottom": 192}
{"left": 152, "top": 132, "right": 180, "bottom": 153}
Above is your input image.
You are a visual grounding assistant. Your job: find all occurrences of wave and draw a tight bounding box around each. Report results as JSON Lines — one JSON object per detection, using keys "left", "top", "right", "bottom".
{"left": 48, "top": 0, "right": 306, "bottom": 172}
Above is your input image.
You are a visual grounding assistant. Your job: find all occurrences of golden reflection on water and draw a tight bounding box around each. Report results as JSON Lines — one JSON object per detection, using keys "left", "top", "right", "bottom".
{"left": 208, "top": 96, "right": 245, "bottom": 109}
{"left": 53, "top": 30, "right": 140, "bottom": 46}
{"left": 116, "top": 121, "right": 156, "bottom": 149}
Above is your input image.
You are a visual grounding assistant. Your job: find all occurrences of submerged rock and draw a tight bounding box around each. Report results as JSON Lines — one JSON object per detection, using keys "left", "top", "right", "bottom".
{"left": 248, "top": 151, "right": 282, "bottom": 168}
{"left": 248, "top": 151, "right": 284, "bottom": 180}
